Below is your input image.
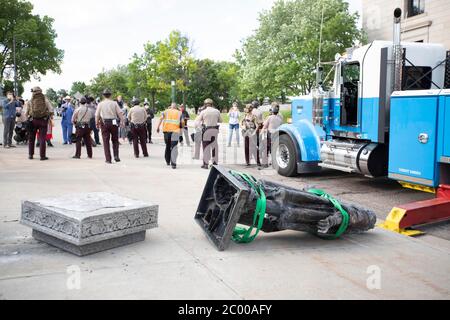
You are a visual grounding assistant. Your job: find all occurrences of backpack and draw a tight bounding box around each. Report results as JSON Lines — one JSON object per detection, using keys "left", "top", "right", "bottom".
{"left": 30, "top": 93, "right": 50, "bottom": 119}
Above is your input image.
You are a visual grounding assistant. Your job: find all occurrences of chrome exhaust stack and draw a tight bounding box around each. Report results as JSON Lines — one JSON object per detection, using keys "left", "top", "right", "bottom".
{"left": 393, "top": 8, "right": 403, "bottom": 91}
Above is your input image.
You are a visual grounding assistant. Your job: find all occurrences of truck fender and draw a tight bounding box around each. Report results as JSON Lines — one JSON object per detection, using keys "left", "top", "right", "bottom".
{"left": 276, "top": 121, "right": 321, "bottom": 163}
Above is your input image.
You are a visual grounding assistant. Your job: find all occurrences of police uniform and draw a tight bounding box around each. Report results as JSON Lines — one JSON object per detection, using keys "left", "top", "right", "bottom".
{"left": 242, "top": 111, "right": 258, "bottom": 166}
{"left": 95, "top": 90, "right": 125, "bottom": 163}
{"left": 261, "top": 113, "right": 283, "bottom": 166}
{"left": 128, "top": 101, "right": 149, "bottom": 158}
{"left": 251, "top": 103, "right": 264, "bottom": 166}
{"left": 88, "top": 99, "right": 101, "bottom": 146}
{"left": 145, "top": 104, "right": 155, "bottom": 143}
{"left": 192, "top": 105, "right": 206, "bottom": 160}
{"left": 197, "top": 100, "right": 222, "bottom": 168}
{"left": 72, "top": 98, "right": 94, "bottom": 159}
{"left": 160, "top": 107, "right": 182, "bottom": 168}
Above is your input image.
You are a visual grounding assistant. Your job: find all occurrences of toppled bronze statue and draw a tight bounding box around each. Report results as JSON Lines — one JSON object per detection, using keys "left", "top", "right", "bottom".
{"left": 195, "top": 166, "right": 377, "bottom": 251}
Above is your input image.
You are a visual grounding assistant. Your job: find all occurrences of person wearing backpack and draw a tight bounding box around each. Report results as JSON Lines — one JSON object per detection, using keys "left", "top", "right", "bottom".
{"left": 25, "top": 87, "right": 54, "bottom": 161}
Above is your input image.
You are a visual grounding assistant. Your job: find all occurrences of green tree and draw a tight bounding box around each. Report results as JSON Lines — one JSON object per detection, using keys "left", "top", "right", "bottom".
{"left": 70, "top": 81, "right": 87, "bottom": 96}
{"left": 87, "top": 66, "right": 131, "bottom": 100}
{"left": 45, "top": 87, "right": 58, "bottom": 103}
{"left": 237, "top": 0, "right": 365, "bottom": 98}
{"left": 0, "top": 0, "right": 64, "bottom": 87}
{"left": 156, "top": 31, "right": 197, "bottom": 105}
{"left": 126, "top": 31, "right": 197, "bottom": 110}
{"left": 128, "top": 45, "right": 166, "bottom": 109}
{"left": 2, "top": 79, "right": 23, "bottom": 95}
{"left": 57, "top": 89, "right": 68, "bottom": 98}
{"left": 187, "top": 59, "right": 220, "bottom": 111}
{"left": 187, "top": 59, "right": 240, "bottom": 112}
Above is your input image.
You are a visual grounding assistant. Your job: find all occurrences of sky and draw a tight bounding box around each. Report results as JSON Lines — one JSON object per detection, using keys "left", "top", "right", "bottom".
{"left": 23, "top": 0, "right": 362, "bottom": 98}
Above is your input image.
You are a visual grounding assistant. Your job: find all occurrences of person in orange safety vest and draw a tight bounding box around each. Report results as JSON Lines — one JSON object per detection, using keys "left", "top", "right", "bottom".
{"left": 156, "top": 103, "right": 183, "bottom": 169}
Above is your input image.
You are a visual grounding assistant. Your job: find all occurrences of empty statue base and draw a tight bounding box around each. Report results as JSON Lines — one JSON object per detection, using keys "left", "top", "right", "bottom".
{"left": 21, "top": 192, "right": 158, "bottom": 256}
{"left": 32, "top": 229, "right": 146, "bottom": 257}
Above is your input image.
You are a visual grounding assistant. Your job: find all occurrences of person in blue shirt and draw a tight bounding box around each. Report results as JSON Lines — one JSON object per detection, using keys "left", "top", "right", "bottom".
{"left": 2, "top": 91, "right": 20, "bottom": 148}
{"left": 61, "top": 96, "right": 74, "bottom": 145}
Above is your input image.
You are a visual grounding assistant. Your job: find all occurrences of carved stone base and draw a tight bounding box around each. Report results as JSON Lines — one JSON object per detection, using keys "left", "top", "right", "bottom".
{"left": 32, "top": 229, "right": 146, "bottom": 257}
{"left": 21, "top": 192, "right": 158, "bottom": 256}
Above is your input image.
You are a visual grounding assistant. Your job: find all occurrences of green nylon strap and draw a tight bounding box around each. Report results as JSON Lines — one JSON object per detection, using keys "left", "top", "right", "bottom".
{"left": 307, "top": 189, "right": 350, "bottom": 239}
{"left": 230, "top": 171, "right": 267, "bottom": 244}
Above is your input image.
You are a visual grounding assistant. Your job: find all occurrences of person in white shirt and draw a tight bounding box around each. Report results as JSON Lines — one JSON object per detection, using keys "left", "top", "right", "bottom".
{"left": 227, "top": 102, "right": 240, "bottom": 147}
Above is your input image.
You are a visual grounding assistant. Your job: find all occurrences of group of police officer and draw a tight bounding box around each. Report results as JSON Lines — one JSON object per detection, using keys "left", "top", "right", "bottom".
{"left": 24, "top": 88, "right": 281, "bottom": 170}
{"left": 68, "top": 91, "right": 222, "bottom": 169}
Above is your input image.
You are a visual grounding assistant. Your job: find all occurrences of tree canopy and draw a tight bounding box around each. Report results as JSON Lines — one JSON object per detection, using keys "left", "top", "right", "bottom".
{"left": 63, "top": 0, "right": 365, "bottom": 110}
{"left": 236, "top": 0, "right": 365, "bottom": 99}
{"left": 45, "top": 87, "right": 57, "bottom": 103}
{"left": 127, "top": 31, "right": 197, "bottom": 109}
{"left": 70, "top": 81, "right": 87, "bottom": 96}
{"left": 0, "top": 0, "right": 64, "bottom": 90}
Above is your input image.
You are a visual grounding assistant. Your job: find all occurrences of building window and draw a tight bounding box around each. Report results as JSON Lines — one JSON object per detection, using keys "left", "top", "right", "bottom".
{"left": 407, "top": 0, "right": 425, "bottom": 18}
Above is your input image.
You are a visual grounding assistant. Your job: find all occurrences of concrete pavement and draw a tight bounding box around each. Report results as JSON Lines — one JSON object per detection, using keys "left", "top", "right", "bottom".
{"left": 0, "top": 119, "right": 449, "bottom": 299}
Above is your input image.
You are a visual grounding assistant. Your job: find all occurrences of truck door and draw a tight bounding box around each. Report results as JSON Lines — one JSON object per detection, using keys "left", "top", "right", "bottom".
{"left": 389, "top": 92, "right": 440, "bottom": 187}
{"left": 442, "top": 93, "right": 450, "bottom": 162}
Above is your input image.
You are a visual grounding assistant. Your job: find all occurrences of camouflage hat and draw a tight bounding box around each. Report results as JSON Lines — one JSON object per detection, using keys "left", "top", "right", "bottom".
{"left": 204, "top": 98, "right": 214, "bottom": 106}
{"left": 271, "top": 102, "right": 280, "bottom": 114}
{"left": 103, "top": 89, "right": 112, "bottom": 96}
{"left": 31, "top": 86, "right": 42, "bottom": 93}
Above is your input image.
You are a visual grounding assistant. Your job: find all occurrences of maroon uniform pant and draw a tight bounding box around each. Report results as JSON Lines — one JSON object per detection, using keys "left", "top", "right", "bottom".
{"left": 131, "top": 125, "right": 149, "bottom": 157}
{"left": 29, "top": 118, "right": 48, "bottom": 159}
{"left": 75, "top": 126, "right": 93, "bottom": 158}
{"left": 101, "top": 122, "right": 120, "bottom": 162}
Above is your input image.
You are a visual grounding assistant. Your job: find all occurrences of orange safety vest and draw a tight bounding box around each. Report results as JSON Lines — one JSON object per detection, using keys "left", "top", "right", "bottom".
{"left": 162, "top": 109, "right": 182, "bottom": 133}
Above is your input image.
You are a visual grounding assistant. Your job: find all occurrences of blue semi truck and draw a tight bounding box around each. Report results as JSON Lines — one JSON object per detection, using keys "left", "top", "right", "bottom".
{"left": 273, "top": 9, "right": 450, "bottom": 191}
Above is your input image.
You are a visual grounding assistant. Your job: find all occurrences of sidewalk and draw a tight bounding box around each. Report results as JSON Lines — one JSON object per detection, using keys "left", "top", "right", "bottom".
{"left": 0, "top": 121, "right": 449, "bottom": 299}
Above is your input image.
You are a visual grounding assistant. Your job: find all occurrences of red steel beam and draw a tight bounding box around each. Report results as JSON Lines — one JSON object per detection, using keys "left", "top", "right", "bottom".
{"left": 398, "top": 185, "right": 450, "bottom": 229}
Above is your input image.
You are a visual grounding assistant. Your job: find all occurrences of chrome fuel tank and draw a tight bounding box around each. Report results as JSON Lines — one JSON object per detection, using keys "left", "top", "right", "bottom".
{"left": 320, "top": 140, "right": 388, "bottom": 177}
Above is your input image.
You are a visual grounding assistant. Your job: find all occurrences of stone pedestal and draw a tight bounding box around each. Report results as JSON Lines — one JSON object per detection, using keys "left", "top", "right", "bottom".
{"left": 20, "top": 193, "right": 158, "bottom": 256}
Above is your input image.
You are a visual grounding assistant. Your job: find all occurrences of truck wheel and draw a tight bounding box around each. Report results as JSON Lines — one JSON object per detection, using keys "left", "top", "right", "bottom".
{"left": 274, "top": 134, "right": 297, "bottom": 177}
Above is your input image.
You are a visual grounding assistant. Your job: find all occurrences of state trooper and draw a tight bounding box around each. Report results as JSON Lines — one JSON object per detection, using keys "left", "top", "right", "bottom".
{"left": 87, "top": 96, "right": 101, "bottom": 147}
{"left": 196, "top": 98, "right": 222, "bottom": 169}
{"left": 128, "top": 99, "right": 149, "bottom": 158}
{"left": 95, "top": 89, "right": 125, "bottom": 164}
{"left": 72, "top": 97, "right": 94, "bottom": 159}
{"left": 144, "top": 102, "right": 155, "bottom": 144}
{"left": 260, "top": 102, "right": 284, "bottom": 169}
{"left": 251, "top": 100, "right": 264, "bottom": 167}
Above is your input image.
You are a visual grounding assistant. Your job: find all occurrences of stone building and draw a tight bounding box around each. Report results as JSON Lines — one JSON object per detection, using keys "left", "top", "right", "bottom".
{"left": 362, "top": 0, "right": 450, "bottom": 49}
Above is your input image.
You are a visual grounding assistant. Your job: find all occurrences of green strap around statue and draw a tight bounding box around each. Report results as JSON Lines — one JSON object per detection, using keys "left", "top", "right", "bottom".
{"left": 230, "top": 171, "right": 267, "bottom": 244}
{"left": 307, "top": 189, "right": 350, "bottom": 239}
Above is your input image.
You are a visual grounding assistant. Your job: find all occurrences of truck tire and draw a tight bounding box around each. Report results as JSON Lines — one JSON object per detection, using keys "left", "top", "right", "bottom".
{"left": 274, "top": 134, "right": 298, "bottom": 177}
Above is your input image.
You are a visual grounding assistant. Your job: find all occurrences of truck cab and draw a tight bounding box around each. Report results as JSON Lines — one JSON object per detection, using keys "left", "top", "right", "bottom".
{"left": 274, "top": 40, "right": 450, "bottom": 190}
